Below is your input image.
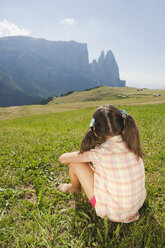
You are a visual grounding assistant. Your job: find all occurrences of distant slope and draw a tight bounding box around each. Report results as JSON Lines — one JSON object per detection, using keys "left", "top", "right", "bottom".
{"left": 0, "top": 67, "right": 39, "bottom": 107}
{"left": 0, "top": 86, "right": 164, "bottom": 120}
{"left": 51, "top": 86, "right": 165, "bottom": 104}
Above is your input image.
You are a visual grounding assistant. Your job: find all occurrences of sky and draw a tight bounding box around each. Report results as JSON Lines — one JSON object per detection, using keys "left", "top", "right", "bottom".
{"left": 0, "top": 0, "right": 165, "bottom": 89}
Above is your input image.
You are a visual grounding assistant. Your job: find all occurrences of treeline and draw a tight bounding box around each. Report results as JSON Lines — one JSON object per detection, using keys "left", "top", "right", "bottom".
{"left": 36, "top": 97, "right": 54, "bottom": 105}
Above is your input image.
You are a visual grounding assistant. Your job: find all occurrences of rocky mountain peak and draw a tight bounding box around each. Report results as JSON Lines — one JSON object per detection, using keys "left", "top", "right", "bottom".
{"left": 98, "top": 50, "right": 105, "bottom": 64}
{"left": 91, "top": 50, "right": 125, "bottom": 87}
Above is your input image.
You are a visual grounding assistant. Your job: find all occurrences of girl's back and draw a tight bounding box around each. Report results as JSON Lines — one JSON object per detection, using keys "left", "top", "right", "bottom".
{"left": 87, "top": 135, "right": 146, "bottom": 223}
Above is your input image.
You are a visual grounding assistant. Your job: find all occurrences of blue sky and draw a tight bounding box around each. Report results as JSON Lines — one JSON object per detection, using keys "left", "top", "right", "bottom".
{"left": 0, "top": 0, "right": 165, "bottom": 89}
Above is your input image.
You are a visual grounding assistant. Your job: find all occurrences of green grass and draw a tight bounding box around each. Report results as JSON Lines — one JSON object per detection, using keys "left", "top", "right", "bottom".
{"left": 0, "top": 104, "right": 165, "bottom": 247}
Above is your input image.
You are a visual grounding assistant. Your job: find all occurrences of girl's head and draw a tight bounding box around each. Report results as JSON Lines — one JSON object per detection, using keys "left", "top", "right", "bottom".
{"left": 80, "top": 104, "right": 143, "bottom": 158}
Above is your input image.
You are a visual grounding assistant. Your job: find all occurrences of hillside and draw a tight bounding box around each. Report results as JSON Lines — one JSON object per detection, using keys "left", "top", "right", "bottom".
{"left": 0, "top": 67, "right": 39, "bottom": 107}
{"left": 52, "top": 86, "right": 165, "bottom": 104}
{"left": 0, "top": 86, "right": 164, "bottom": 120}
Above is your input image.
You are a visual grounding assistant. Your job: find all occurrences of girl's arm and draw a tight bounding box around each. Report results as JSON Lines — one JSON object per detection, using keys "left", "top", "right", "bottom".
{"left": 59, "top": 151, "right": 92, "bottom": 164}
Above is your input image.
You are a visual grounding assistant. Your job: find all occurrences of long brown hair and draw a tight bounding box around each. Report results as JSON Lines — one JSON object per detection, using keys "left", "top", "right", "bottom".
{"left": 80, "top": 105, "right": 143, "bottom": 158}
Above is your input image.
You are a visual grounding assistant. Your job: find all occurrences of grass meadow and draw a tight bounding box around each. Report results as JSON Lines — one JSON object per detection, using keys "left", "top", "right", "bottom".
{"left": 0, "top": 103, "right": 165, "bottom": 247}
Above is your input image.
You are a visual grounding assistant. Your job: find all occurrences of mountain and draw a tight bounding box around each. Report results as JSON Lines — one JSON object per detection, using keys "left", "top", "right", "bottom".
{"left": 0, "top": 36, "right": 126, "bottom": 107}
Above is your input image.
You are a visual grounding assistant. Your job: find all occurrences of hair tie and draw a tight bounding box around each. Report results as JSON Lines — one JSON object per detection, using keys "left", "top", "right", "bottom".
{"left": 89, "top": 117, "right": 96, "bottom": 128}
{"left": 120, "top": 109, "right": 127, "bottom": 119}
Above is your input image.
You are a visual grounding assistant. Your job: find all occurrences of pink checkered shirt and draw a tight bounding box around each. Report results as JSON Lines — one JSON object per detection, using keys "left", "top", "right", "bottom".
{"left": 83, "top": 135, "right": 146, "bottom": 223}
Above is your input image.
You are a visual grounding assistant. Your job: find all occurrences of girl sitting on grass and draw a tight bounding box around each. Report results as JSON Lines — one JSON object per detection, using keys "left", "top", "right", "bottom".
{"left": 58, "top": 104, "right": 146, "bottom": 223}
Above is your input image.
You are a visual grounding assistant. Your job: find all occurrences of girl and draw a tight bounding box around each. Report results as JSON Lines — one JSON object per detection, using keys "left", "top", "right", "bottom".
{"left": 58, "top": 105, "right": 146, "bottom": 223}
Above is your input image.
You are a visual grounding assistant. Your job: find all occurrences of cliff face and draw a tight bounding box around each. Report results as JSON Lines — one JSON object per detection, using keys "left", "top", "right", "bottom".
{"left": 0, "top": 36, "right": 92, "bottom": 98}
{"left": 0, "top": 36, "right": 125, "bottom": 106}
{"left": 91, "top": 50, "right": 125, "bottom": 87}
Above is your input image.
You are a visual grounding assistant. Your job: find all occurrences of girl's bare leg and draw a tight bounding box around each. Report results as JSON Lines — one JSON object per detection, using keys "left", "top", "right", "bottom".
{"left": 58, "top": 162, "right": 94, "bottom": 201}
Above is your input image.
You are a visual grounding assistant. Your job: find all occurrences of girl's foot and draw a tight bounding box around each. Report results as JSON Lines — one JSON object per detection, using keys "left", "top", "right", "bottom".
{"left": 58, "top": 183, "right": 81, "bottom": 193}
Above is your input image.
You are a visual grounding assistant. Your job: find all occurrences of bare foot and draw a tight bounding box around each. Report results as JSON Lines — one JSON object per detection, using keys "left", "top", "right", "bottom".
{"left": 58, "top": 183, "right": 81, "bottom": 193}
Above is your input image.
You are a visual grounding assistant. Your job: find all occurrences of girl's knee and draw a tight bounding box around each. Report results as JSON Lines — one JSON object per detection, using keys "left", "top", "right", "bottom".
{"left": 69, "top": 162, "right": 78, "bottom": 172}
{"left": 69, "top": 162, "right": 76, "bottom": 169}
{"left": 69, "top": 162, "right": 90, "bottom": 173}
{"left": 69, "top": 162, "right": 88, "bottom": 167}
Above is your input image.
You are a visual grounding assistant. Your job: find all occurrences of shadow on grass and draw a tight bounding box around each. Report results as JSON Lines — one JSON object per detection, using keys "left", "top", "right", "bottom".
{"left": 70, "top": 195, "right": 165, "bottom": 248}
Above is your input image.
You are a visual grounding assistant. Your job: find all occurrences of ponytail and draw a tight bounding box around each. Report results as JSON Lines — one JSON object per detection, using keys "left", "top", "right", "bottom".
{"left": 79, "top": 128, "right": 101, "bottom": 153}
{"left": 123, "top": 115, "right": 143, "bottom": 158}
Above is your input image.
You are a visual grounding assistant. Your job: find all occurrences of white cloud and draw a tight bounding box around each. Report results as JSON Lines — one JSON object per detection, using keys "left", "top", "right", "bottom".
{"left": 0, "top": 20, "right": 31, "bottom": 37}
{"left": 60, "top": 18, "right": 75, "bottom": 25}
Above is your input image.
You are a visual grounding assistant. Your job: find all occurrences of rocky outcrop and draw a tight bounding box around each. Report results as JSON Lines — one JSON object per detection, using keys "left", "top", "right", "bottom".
{"left": 91, "top": 50, "right": 125, "bottom": 87}
{"left": 0, "top": 36, "right": 125, "bottom": 106}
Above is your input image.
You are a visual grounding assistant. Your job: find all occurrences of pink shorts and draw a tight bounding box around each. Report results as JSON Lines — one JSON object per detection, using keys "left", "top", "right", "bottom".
{"left": 90, "top": 196, "right": 96, "bottom": 208}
